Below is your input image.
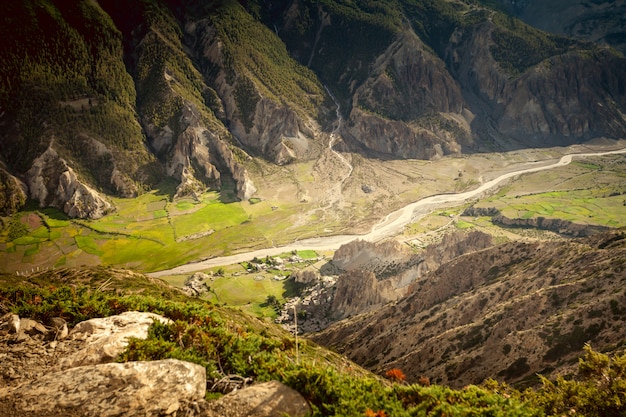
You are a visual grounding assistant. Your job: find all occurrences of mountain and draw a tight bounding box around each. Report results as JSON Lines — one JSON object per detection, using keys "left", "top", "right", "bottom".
{"left": 310, "top": 230, "right": 626, "bottom": 388}
{"left": 1, "top": 0, "right": 626, "bottom": 219}
{"left": 488, "top": 0, "right": 626, "bottom": 55}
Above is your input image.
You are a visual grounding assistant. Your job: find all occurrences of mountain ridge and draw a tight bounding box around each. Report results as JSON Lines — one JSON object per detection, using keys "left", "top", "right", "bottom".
{"left": 310, "top": 229, "right": 626, "bottom": 388}
{"left": 1, "top": 0, "right": 625, "bottom": 220}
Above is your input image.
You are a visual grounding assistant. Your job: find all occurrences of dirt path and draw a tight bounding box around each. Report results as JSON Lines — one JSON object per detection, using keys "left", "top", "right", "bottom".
{"left": 149, "top": 147, "right": 626, "bottom": 277}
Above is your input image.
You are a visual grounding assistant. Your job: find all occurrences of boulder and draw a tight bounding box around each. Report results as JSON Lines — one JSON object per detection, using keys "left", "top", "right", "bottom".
{"left": 203, "top": 380, "right": 311, "bottom": 417}
{"left": 0, "top": 359, "right": 206, "bottom": 417}
{"left": 59, "top": 311, "right": 172, "bottom": 369}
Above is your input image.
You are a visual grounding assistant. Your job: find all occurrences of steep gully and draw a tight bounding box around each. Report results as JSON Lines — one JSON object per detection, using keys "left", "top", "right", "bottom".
{"left": 325, "top": 86, "right": 353, "bottom": 185}
{"left": 314, "top": 86, "right": 353, "bottom": 217}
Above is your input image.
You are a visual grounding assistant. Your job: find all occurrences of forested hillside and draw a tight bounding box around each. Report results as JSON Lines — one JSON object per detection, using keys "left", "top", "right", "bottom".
{"left": 1, "top": 0, "right": 625, "bottom": 219}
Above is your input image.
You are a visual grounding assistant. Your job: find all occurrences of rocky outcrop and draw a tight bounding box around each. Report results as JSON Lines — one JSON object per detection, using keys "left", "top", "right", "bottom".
{"left": 330, "top": 270, "right": 395, "bottom": 320}
{"left": 463, "top": 206, "right": 610, "bottom": 237}
{"left": 0, "top": 359, "right": 207, "bottom": 417}
{"left": 183, "top": 272, "right": 212, "bottom": 297}
{"left": 191, "top": 15, "right": 323, "bottom": 167}
{"left": 332, "top": 239, "right": 415, "bottom": 274}
{"left": 327, "top": 233, "right": 493, "bottom": 321}
{"left": 0, "top": 310, "right": 312, "bottom": 417}
{"left": 203, "top": 380, "right": 312, "bottom": 417}
{"left": 134, "top": 18, "right": 257, "bottom": 202}
{"left": 346, "top": 29, "right": 473, "bottom": 158}
{"left": 210, "top": 135, "right": 257, "bottom": 201}
{"left": 493, "top": 214, "right": 611, "bottom": 237}
{"left": 145, "top": 102, "right": 222, "bottom": 199}
{"left": 59, "top": 311, "right": 172, "bottom": 369}
{"left": 26, "top": 147, "right": 113, "bottom": 219}
{"left": 415, "top": 231, "right": 494, "bottom": 277}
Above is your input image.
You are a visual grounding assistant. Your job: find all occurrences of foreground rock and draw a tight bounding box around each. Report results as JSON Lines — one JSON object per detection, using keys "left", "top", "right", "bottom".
{"left": 59, "top": 311, "right": 172, "bottom": 369}
{"left": 1, "top": 310, "right": 315, "bottom": 416}
{"left": 0, "top": 359, "right": 206, "bottom": 417}
{"left": 202, "top": 380, "right": 311, "bottom": 417}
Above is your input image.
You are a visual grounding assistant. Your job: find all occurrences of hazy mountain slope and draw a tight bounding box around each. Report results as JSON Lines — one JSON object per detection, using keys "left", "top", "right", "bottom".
{"left": 489, "top": 0, "right": 626, "bottom": 54}
{"left": 311, "top": 230, "right": 626, "bottom": 388}
{"left": 275, "top": 0, "right": 626, "bottom": 155}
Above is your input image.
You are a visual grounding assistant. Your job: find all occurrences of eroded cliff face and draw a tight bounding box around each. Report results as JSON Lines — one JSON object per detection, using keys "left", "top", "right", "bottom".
{"left": 311, "top": 231, "right": 626, "bottom": 388}
{"left": 322, "top": 232, "right": 493, "bottom": 322}
{"left": 498, "top": 50, "right": 626, "bottom": 144}
{"left": 346, "top": 30, "right": 473, "bottom": 159}
{"left": 190, "top": 12, "right": 325, "bottom": 167}
{"left": 26, "top": 147, "right": 112, "bottom": 219}
{"left": 131, "top": 14, "right": 258, "bottom": 202}
{"left": 446, "top": 21, "right": 626, "bottom": 147}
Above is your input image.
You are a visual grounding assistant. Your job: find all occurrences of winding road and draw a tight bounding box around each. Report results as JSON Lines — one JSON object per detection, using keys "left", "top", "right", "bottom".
{"left": 148, "top": 147, "right": 626, "bottom": 277}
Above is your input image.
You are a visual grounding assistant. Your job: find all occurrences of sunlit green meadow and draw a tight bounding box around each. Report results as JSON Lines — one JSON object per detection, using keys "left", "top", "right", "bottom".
{"left": 0, "top": 185, "right": 307, "bottom": 273}
{"left": 401, "top": 154, "right": 626, "bottom": 239}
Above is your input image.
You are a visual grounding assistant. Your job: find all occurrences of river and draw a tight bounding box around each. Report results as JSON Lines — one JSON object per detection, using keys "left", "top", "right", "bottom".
{"left": 148, "top": 147, "right": 626, "bottom": 277}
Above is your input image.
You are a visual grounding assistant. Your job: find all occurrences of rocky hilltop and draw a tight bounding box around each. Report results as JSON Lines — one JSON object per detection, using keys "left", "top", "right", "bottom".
{"left": 311, "top": 230, "right": 626, "bottom": 388}
{"left": 3, "top": 266, "right": 587, "bottom": 417}
{"left": 1, "top": 0, "right": 626, "bottom": 217}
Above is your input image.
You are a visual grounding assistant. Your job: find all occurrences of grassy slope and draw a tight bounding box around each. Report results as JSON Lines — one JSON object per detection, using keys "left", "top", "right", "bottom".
{"left": 1, "top": 267, "right": 624, "bottom": 416}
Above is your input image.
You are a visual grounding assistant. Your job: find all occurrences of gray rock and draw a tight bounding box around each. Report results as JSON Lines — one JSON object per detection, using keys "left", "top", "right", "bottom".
{"left": 26, "top": 147, "right": 112, "bottom": 219}
{"left": 0, "top": 359, "right": 206, "bottom": 417}
{"left": 19, "top": 318, "right": 48, "bottom": 335}
{"left": 59, "top": 311, "right": 172, "bottom": 369}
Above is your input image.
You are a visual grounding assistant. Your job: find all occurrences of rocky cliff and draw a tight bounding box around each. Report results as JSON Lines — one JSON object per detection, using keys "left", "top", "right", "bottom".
{"left": 291, "top": 231, "right": 494, "bottom": 325}
{"left": 311, "top": 230, "right": 626, "bottom": 388}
